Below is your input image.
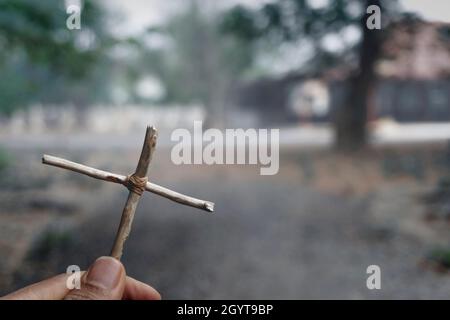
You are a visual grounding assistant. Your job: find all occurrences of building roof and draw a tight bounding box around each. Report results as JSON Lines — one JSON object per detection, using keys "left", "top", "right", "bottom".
{"left": 378, "top": 20, "right": 450, "bottom": 79}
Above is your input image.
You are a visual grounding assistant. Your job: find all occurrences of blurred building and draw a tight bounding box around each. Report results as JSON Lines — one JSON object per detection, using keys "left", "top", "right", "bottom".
{"left": 0, "top": 105, "right": 206, "bottom": 134}
{"left": 232, "top": 20, "right": 450, "bottom": 127}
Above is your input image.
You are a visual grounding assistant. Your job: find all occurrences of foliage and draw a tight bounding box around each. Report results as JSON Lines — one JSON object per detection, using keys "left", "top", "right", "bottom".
{"left": 0, "top": 0, "right": 115, "bottom": 115}
{"left": 220, "top": 0, "right": 402, "bottom": 73}
{"left": 426, "top": 247, "right": 450, "bottom": 270}
{"left": 0, "top": 146, "right": 11, "bottom": 172}
{"left": 31, "top": 228, "right": 74, "bottom": 259}
{"left": 126, "top": 1, "right": 254, "bottom": 112}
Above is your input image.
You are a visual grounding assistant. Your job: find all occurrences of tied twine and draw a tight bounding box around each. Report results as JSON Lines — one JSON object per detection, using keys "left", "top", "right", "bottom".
{"left": 125, "top": 173, "right": 148, "bottom": 196}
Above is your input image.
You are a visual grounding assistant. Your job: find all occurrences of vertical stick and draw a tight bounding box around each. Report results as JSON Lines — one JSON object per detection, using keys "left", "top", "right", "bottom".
{"left": 110, "top": 126, "right": 158, "bottom": 260}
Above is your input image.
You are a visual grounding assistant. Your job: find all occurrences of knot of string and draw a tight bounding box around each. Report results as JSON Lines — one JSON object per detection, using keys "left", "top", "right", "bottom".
{"left": 125, "top": 174, "right": 148, "bottom": 196}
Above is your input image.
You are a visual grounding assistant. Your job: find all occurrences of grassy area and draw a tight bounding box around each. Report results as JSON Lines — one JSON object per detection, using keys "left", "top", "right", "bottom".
{"left": 426, "top": 247, "right": 450, "bottom": 271}
{"left": 0, "top": 146, "right": 11, "bottom": 172}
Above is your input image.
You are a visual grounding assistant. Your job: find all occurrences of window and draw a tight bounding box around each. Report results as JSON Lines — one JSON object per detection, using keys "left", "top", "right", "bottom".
{"left": 427, "top": 82, "right": 449, "bottom": 120}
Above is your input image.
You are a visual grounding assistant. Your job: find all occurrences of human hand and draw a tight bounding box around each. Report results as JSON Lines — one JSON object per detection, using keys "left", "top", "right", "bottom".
{"left": 1, "top": 256, "right": 161, "bottom": 300}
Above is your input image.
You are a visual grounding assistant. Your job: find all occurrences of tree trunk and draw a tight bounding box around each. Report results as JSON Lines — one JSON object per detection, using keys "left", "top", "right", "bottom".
{"left": 335, "top": 0, "right": 382, "bottom": 150}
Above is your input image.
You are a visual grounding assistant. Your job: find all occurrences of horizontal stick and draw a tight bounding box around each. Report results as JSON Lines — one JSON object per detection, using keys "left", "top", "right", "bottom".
{"left": 42, "top": 154, "right": 214, "bottom": 213}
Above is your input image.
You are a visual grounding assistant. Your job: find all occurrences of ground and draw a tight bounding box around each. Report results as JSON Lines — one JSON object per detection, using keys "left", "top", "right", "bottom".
{"left": 0, "top": 144, "right": 450, "bottom": 299}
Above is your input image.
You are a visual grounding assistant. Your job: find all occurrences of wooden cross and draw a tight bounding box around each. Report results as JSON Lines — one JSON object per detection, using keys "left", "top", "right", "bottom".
{"left": 42, "top": 126, "right": 214, "bottom": 260}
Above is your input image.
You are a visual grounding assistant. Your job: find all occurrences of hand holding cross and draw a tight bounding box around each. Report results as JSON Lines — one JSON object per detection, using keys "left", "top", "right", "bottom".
{"left": 42, "top": 126, "right": 214, "bottom": 260}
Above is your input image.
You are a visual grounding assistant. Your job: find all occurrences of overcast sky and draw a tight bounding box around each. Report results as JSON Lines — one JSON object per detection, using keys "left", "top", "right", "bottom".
{"left": 401, "top": 0, "right": 450, "bottom": 23}
{"left": 106, "top": 0, "right": 269, "bottom": 37}
{"left": 105, "top": 0, "right": 450, "bottom": 37}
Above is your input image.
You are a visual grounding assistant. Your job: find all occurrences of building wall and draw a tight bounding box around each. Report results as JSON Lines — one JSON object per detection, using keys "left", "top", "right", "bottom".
{"left": 329, "top": 78, "right": 450, "bottom": 123}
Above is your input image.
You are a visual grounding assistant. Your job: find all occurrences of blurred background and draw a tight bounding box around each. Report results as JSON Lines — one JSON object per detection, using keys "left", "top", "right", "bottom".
{"left": 0, "top": 0, "right": 450, "bottom": 299}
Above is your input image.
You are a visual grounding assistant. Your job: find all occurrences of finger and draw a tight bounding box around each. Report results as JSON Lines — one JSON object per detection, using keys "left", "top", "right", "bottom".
{"left": 1, "top": 273, "right": 71, "bottom": 300}
{"left": 64, "top": 256, "right": 126, "bottom": 300}
{"left": 123, "top": 276, "right": 161, "bottom": 300}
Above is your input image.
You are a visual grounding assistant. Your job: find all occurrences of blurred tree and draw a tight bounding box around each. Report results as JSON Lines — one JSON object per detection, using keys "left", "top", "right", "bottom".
{"left": 133, "top": 0, "right": 254, "bottom": 127}
{"left": 221, "top": 0, "right": 408, "bottom": 150}
{"left": 0, "top": 0, "right": 115, "bottom": 117}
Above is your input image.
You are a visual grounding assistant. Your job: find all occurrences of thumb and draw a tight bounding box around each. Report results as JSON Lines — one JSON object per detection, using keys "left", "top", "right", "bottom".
{"left": 64, "top": 256, "right": 126, "bottom": 300}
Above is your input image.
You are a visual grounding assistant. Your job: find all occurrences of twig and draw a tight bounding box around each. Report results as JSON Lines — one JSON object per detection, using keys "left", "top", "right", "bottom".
{"left": 42, "top": 154, "right": 215, "bottom": 213}
{"left": 42, "top": 126, "right": 214, "bottom": 261}
{"left": 42, "top": 154, "right": 214, "bottom": 212}
{"left": 110, "top": 126, "right": 158, "bottom": 259}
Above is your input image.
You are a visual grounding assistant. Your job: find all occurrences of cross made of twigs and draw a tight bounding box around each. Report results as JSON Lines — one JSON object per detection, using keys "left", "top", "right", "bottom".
{"left": 42, "top": 126, "right": 214, "bottom": 260}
